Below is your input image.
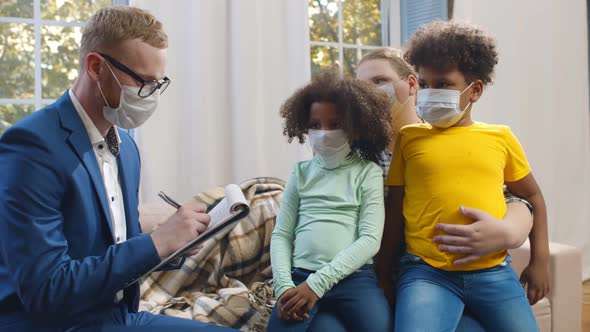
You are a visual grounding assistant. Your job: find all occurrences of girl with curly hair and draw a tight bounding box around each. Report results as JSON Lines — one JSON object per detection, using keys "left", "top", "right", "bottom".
{"left": 268, "top": 72, "right": 394, "bottom": 331}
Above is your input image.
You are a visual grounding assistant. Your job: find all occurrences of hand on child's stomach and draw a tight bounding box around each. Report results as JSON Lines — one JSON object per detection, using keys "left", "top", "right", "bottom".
{"left": 434, "top": 205, "right": 508, "bottom": 266}
{"left": 282, "top": 282, "right": 319, "bottom": 319}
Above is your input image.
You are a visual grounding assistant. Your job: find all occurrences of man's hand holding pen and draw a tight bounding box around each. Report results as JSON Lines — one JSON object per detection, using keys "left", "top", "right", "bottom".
{"left": 150, "top": 192, "right": 210, "bottom": 258}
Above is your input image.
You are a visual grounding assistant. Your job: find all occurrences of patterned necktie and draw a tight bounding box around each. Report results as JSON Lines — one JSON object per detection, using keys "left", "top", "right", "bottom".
{"left": 106, "top": 127, "right": 120, "bottom": 157}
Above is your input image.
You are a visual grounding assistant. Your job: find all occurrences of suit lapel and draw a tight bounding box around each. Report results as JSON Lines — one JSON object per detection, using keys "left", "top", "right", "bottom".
{"left": 116, "top": 135, "right": 139, "bottom": 238}
{"left": 56, "top": 92, "right": 115, "bottom": 240}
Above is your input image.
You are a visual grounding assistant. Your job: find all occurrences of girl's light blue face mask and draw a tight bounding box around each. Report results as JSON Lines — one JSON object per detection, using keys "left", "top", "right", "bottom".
{"left": 416, "top": 82, "right": 474, "bottom": 128}
{"left": 308, "top": 129, "right": 351, "bottom": 169}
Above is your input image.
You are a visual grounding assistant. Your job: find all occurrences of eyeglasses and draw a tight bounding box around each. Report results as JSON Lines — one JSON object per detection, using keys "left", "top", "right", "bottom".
{"left": 97, "top": 52, "right": 171, "bottom": 98}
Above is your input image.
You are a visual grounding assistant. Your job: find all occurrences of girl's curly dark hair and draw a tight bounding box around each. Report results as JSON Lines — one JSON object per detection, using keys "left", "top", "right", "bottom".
{"left": 280, "top": 72, "right": 391, "bottom": 163}
{"left": 404, "top": 20, "right": 498, "bottom": 85}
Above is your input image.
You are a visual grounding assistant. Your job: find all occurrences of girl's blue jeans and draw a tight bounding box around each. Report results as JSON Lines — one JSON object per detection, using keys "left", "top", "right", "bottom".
{"left": 267, "top": 265, "right": 393, "bottom": 332}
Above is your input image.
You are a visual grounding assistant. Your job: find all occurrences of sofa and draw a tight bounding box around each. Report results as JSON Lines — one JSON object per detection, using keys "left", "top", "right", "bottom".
{"left": 509, "top": 241, "right": 582, "bottom": 332}
{"left": 139, "top": 202, "right": 583, "bottom": 332}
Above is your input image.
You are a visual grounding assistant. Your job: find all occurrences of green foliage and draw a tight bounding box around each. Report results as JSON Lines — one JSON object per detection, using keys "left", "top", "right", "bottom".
{"left": 0, "top": 0, "right": 34, "bottom": 18}
{"left": 41, "top": 25, "right": 82, "bottom": 99}
{"left": 0, "top": 104, "right": 35, "bottom": 135}
{"left": 0, "top": 0, "right": 109, "bottom": 135}
{"left": 41, "top": 0, "right": 110, "bottom": 21}
{"left": 309, "top": 0, "right": 382, "bottom": 78}
{"left": 0, "top": 22, "right": 35, "bottom": 99}
{"left": 1, "top": 0, "right": 382, "bottom": 134}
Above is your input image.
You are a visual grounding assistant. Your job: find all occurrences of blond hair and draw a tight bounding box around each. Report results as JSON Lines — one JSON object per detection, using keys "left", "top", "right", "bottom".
{"left": 80, "top": 6, "right": 167, "bottom": 64}
{"left": 359, "top": 48, "right": 416, "bottom": 79}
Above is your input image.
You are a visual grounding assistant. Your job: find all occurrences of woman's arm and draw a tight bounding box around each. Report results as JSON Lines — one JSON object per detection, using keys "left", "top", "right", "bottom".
{"left": 434, "top": 202, "right": 533, "bottom": 265}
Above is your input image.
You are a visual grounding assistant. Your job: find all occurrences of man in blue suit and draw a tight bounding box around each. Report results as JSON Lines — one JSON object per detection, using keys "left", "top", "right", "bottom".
{"left": 0, "top": 6, "right": 234, "bottom": 331}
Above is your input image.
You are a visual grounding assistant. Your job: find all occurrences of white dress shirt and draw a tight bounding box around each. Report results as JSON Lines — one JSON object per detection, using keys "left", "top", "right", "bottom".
{"left": 69, "top": 89, "right": 127, "bottom": 301}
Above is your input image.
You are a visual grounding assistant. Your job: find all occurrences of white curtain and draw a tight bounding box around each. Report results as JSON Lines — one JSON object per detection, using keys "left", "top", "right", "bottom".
{"left": 454, "top": 0, "right": 590, "bottom": 279}
{"left": 130, "top": 0, "right": 312, "bottom": 203}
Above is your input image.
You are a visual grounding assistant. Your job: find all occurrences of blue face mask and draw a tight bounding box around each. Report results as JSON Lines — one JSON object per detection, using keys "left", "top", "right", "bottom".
{"left": 416, "top": 82, "right": 474, "bottom": 128}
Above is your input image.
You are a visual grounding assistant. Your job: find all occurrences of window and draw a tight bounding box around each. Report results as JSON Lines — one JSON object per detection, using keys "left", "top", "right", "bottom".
{"left": 0, "top": 0, "right": 125, "bottom": 135}
{"left": 400, "top": 0, "right": 448, "bottom": 44}
{"left": 308, "top": 0, "right": 449, "bottom": 78}
{"left": 309, "top": 0, "right": 386, "bottom": 78}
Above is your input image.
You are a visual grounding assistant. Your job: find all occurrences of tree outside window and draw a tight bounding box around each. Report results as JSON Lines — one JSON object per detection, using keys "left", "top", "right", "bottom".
{"left": 0, "top": 0, "right": 112, "bottom": 135}
{"left": 309, "top": 0, "right": 383, "bottom": 78}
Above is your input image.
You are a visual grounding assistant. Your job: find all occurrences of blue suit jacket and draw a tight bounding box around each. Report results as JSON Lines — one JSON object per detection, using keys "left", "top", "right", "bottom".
{"left": 0, "top": 92, "right": 163, "bottom": 325}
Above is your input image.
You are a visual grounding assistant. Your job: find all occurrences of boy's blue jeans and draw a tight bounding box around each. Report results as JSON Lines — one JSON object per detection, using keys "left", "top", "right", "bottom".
{"left": 267, "top": 265, "right": 393, "bottom": 332}
{"left": 394, "top": 253, "right": 539, "bottom": 332}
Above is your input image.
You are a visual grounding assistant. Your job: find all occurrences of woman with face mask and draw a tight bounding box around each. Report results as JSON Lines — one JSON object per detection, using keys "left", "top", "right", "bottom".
{"left": 355, "top": 48, "right": 535, "bottom": 331}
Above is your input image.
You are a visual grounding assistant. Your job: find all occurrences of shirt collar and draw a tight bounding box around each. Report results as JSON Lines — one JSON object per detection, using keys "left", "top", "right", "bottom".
{"left": 68, "top": 89, "right": 121, "bottom": 145}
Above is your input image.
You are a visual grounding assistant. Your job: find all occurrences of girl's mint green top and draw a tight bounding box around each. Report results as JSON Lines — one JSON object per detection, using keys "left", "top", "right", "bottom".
{"left": 271, "top": 152, "right": 385, "bottom": 299}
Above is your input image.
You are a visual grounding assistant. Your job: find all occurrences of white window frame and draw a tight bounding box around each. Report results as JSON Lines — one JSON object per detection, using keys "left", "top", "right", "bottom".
{"left": 387, "top": 0, "right": 402, "bottom": 47}
{"left": 308, "top": 0, "right": 450, "bottom": 72}
{"left": 309, "top": 0, "right": 402, "bottom": 76}
{"left": 0, "top": 0, "right": 127, "bottom": 111}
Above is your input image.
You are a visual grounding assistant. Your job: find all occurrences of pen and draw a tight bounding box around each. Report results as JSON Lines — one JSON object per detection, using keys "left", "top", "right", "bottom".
{"left": 157, "top": 191, "right": 181, "bottom": 209}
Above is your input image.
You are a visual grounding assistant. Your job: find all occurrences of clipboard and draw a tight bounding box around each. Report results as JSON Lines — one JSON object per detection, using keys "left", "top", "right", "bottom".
{"left": 132, "top": 184, "right": 250, "bottom": 284}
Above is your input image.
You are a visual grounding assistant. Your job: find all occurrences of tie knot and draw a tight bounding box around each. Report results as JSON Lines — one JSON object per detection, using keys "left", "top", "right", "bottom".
{"left": 106, "top": 127, "right": 120, "bottom": 157}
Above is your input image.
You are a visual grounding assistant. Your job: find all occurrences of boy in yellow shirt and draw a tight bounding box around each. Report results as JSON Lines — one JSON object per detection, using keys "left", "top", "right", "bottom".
{"left": 386, "top": 21, "right": 547, "bottom": 331}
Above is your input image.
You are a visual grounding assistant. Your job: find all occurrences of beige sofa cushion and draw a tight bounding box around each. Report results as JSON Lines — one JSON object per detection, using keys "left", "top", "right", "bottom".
{"left": 532, "top": 297, "right": 551, "bottom": 332}
{"left": 509, "top": 241, "right": 582, "bottom": 332}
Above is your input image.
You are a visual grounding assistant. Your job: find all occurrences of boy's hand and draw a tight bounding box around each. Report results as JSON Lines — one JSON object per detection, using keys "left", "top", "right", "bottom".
{"left": 520, "top": 260, "right": 549, "bottom": 305}
{"left": 506, "top": 173, "right": 549, "bottom": 306}
{"left": 282, "top": 282, "right": 319, "bottom": 317}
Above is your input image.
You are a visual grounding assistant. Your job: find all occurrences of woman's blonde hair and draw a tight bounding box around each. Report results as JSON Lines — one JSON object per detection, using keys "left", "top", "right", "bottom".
{"left": 359, "top": 48, "right": 416, "bottom": 79}
{"left": 80, "top": 6, "right": 167, "bottom": 64}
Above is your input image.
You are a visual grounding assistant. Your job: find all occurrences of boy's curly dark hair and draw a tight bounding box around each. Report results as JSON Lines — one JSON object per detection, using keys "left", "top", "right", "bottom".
{"left": 280, "top": 72, "right": 391, "bottom": 163}
{"left": 404, "top": 20, "right": 498, "bottom": 85}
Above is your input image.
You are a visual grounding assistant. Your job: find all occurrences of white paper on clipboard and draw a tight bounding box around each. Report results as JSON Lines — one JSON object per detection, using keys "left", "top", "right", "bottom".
{"left": 133, "top": 184, "right": 249, "bottom": 284}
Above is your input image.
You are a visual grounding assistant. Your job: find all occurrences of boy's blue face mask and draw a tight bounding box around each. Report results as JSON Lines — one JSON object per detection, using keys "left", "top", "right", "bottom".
{"left": 416, "top": 82, "right": 474, "bottom": 128}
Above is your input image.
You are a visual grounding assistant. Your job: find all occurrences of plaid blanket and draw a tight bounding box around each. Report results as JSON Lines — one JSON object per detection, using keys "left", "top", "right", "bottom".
{"left": 139, "top": 177, "right": 285, "bottom": 331}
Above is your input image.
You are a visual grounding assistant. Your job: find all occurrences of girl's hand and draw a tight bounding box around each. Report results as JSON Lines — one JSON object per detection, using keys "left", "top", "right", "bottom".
{"left": 277, "top": 288, "right": 309, "bottom": 321}
{"left": 282, "top": 281, "right": 319, "bottom": 318}
{"left": 520, "top": 259, "right": 550, "bottom": 305}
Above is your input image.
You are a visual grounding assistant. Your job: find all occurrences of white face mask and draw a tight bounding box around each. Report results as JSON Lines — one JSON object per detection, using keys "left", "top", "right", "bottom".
{"left": 378, "top": 80, "right": 406, "bottom": 106}
{"left": 416, "top": 82, "right": 474, "bottom": 128}
{"left": 97, "top": 63, "right": 159, "bottom": 129}
{"left": 308, "top": 129, "right": 351, "bottom": 169}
